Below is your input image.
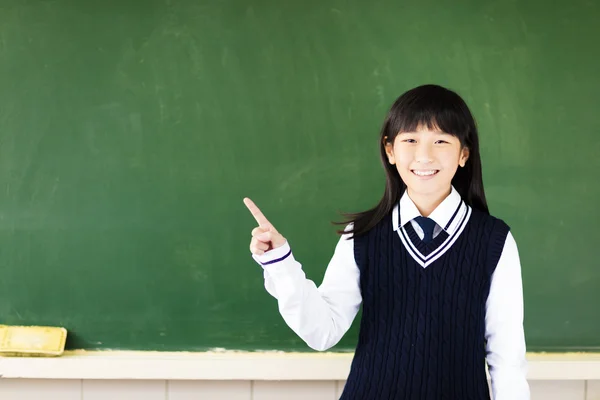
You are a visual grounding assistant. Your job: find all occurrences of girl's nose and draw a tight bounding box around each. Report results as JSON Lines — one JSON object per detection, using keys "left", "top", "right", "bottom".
{"left": 415, "top": 143, "right": 433, "bottom": 163}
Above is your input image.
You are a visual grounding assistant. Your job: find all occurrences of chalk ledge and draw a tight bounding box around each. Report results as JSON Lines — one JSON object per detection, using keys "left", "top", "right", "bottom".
{"left": 1, "top": 351, "right": 599, "bottom": 380}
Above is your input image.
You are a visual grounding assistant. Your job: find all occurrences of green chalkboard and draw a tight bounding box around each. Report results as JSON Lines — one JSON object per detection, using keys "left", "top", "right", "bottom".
{"left": 0, "top": 0, "right": 598, "bottom": 352}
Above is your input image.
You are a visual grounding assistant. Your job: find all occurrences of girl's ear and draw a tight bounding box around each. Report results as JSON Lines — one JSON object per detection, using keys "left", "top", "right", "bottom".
{"left": 383, "top": 136, "right": 396, "bottom": 165}
{"left": 459, "top": 146, "right": 470, "bottom": 167}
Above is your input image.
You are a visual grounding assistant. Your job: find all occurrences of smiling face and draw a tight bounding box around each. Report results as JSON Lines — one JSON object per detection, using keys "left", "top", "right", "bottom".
{"left": 384, "top": 125, "right": 470, "bottom": 202}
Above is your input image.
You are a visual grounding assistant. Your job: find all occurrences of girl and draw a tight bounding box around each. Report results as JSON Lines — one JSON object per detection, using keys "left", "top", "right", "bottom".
{"left": 244, "top": 84, "right": 529, "bottom": 400}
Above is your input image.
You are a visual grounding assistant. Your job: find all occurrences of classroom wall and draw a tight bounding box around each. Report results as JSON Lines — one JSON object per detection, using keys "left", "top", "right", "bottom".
{"left": 0, "top": 379, "right": 599, "bottom": 400}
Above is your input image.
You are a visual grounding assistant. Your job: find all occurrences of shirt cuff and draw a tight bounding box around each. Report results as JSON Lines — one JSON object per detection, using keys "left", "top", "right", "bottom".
{"left": 252, "top": 241, "right": 293, "bottom": 268}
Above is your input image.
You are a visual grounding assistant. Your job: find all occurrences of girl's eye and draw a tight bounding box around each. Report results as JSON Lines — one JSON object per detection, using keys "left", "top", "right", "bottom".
{"left": 403, "top": 139, "right": 417, "bottom": 143}
{"left": 435, "top": 140, "right": 448, "bottom": 144}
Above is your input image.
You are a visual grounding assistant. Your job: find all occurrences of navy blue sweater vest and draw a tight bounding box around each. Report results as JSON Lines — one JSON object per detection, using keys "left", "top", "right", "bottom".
{"left": 339, "top": 208, "right": 509, "bottom": 400}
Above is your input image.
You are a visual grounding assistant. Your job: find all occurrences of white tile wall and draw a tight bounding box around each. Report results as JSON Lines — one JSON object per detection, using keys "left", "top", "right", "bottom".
{"left": 82, "top": 380, "right": 166, "bottom": 400}
{"left": 0, "top": 379, "right": 595, "bottom": 400}
{"left": 168, "top": 380, "right": 251, "bottom": 400}
{"left": 253, "top": 381, "right": 336, "bottom": 400}
{"left": 335, "top": 380, "right": 345, "bottom": 398}
{"left": 588, "top": 381, "right": 600, "bottom": 400}
{"left": 529, "top": 380, "right": 585, "bottom": 400}
{"left": 0, "top": 379, "right": 81, "bottom": 400}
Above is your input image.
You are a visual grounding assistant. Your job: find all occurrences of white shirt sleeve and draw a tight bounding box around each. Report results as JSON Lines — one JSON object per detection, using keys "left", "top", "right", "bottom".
{"left": 485, "top": 231, "right": 530, "bottom": 400}
{"left": 252, "top": 225, "right": 362, "bottom": 351}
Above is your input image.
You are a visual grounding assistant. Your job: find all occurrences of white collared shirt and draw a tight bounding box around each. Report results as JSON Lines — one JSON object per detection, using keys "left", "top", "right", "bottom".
{"left": 252, "top": 187, "right": 530, "bottom": 400}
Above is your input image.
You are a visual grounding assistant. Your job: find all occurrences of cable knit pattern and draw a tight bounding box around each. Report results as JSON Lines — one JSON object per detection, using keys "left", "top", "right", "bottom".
{"left": 340, "top": 208, "right": 509, "bottom": 400}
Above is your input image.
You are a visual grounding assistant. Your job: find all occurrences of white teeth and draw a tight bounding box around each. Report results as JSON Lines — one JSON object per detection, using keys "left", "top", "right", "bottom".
{"left": 412, "top": 170, "right": 438, "bottom": 176}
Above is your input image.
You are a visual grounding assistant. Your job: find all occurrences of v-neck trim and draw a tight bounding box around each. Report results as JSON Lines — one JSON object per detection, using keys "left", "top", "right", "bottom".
{"left": 397, "top": 205, "right": 472, "bottom": 268}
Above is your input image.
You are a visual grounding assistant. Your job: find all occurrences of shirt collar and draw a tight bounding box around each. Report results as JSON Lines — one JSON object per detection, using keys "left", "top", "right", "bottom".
{"left": 392, "top": 186, "right": 462, "bottom": 232}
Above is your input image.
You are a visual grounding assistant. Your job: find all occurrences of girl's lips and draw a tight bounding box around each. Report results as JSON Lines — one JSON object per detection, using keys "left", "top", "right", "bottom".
{"left": 411, "top": 170, "right": 439, "bottom": 179}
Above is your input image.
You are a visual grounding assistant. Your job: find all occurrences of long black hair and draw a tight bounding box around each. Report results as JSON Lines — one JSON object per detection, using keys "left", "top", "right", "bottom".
{"left": 335, "top": 84, "right": 489, "bottom": 238}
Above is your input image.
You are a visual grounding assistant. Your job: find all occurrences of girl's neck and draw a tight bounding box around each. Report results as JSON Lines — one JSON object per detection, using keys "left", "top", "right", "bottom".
{"left": 407, "top": 187, "right": 452, "bottom": 217}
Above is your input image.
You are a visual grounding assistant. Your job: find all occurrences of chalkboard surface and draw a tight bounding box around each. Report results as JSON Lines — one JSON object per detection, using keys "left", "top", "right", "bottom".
{"left": 0, "top": 0, "right": 598, "bottom": 351}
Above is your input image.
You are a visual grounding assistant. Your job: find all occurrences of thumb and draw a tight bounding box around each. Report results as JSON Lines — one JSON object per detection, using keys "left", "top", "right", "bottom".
{"left": 270, "top": 230, "right": 286, "bottom": 248}
{"left": 258, "top": 227, "right": 286, "bottom": 249}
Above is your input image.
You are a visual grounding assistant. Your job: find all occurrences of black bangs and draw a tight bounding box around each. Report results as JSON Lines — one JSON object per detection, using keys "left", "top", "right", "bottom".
{"left": 386, "top": 84, "right": 475, "bottom": 145}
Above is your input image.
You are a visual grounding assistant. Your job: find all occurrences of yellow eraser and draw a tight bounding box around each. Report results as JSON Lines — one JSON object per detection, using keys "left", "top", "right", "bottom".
{"left": 0, "top": 325, "right": 67, "bottom": 357}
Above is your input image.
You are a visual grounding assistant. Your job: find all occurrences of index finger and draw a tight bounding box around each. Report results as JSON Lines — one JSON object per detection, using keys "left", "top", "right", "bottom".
{"left": 243, "top": 197, "right": 273, "bottom": 229}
